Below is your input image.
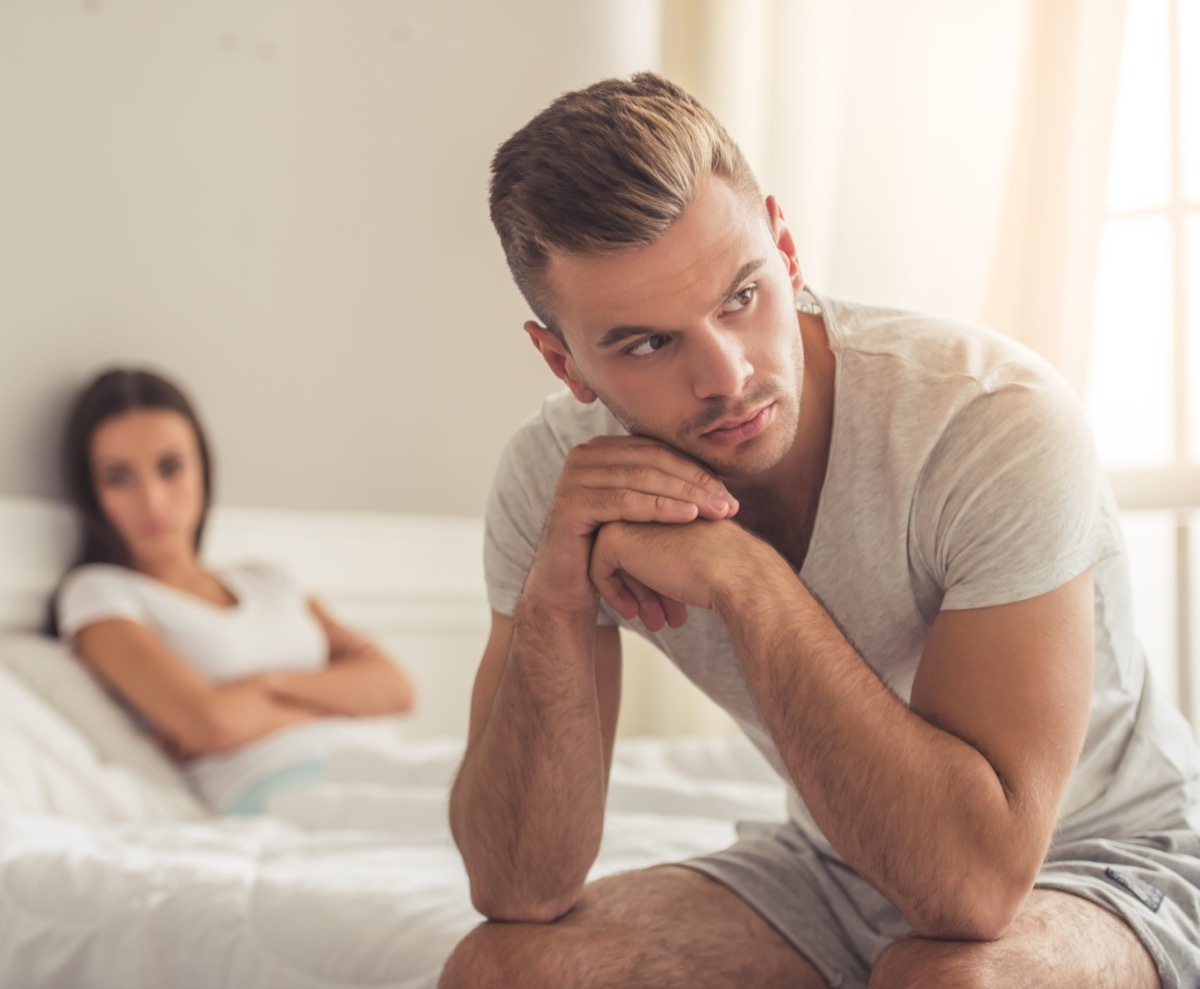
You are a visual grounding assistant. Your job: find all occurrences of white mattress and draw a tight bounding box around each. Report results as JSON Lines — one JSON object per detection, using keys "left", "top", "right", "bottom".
{"left": 0, "top": 634, "right": 787, "bottom": 988}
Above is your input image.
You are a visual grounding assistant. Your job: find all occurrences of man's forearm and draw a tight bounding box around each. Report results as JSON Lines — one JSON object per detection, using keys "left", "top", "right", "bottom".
{"left": 719, "top": 561, "right": 1043, "bottom": 940}
{"left": 449, "top": 598, "right": 609, "bottom": 922}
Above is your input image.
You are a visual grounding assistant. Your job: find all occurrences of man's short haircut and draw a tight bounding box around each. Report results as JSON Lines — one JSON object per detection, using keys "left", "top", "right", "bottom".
{"left": 489, "top": 71, "right": 763, "bottom": 332}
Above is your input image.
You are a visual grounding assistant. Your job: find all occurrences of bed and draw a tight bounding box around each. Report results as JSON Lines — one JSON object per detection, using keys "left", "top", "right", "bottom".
{"left": 0, "top": 495, "right": 786, "bottom": 988}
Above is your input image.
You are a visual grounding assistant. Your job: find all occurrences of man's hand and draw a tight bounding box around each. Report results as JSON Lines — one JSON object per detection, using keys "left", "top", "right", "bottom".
{"left": 588, "top": 518, "right": 766, "bottom": 631}
{"left": 526, "top": 436, "right": 739, "bottom": 622}
{"left": 450, "top": 437, "right": 739, "bottom": 921}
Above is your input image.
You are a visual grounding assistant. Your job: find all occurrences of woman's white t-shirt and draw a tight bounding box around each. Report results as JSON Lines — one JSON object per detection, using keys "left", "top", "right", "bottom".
{"left": 57, "top": 562, "right": 353, "bottom": 811}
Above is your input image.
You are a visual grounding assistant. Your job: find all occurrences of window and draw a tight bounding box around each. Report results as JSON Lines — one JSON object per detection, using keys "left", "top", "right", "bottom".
{"left": 1086, "top": 0, "right": 1200, "bottom": 724}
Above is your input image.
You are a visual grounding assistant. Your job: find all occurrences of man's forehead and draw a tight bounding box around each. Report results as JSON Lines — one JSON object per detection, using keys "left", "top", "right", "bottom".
{"left": 544, "top": 187, "right": 770, "bottom": 331}
{"left": 581, "top": 256, "right": 766, "bottom": 350}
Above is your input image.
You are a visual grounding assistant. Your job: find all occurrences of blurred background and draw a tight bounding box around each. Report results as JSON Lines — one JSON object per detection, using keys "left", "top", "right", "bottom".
{"left": 0, "top": 0, "right": 1195, "bottom": 736}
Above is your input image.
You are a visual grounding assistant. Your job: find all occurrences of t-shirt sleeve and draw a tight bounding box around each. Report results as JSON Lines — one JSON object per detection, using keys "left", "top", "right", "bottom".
{"left": 483, "top": 421, "right": 562, "bottom": 618}
{"left": 484, "top": 411, "right": 621, "bottom": 626}
{"left": 56, "top": 566, "right": 148, "bottom": 641}
{"left": 913, "top": 367, "right": 1120, "bottom": 611}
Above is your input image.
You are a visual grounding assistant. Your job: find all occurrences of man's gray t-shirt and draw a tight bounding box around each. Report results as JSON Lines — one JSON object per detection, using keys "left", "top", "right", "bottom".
{"left": 484, "top": 291, "right": 1200, "bottom": 858}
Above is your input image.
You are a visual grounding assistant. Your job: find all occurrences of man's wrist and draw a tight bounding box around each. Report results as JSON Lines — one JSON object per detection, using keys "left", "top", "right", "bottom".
{"left": 521, "top": 537, "right": 603, "bottom": 619}
{"left": 516, "top": 571, "right": 599, "bottom": 615}
{"left": 711, "top": 533, "right": 799, "bottom": 625}
{"left": 512, "top": 590, "right": 600, "bottom": 648}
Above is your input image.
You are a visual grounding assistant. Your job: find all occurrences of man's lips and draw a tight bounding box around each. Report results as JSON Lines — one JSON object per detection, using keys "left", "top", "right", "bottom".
{"left": 701, "top": 403, "right": 775, "bottom": 446}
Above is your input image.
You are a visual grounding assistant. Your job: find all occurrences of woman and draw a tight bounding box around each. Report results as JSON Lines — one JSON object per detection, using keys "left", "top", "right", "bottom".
{"left": 52, "top": 368, "right": 415, "bottom": 813}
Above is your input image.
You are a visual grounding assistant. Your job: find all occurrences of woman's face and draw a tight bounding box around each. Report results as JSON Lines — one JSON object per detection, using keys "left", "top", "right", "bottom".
{"left": 89, "top": 408, "right": 206, "bottom": 570}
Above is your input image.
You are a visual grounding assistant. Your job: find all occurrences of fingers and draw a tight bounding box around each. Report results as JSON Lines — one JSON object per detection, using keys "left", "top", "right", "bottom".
{"left": 528, "top": 436, "right": 731, "bottom": 617}
{"left": 557, "top": 437, "right": 739, "bottom": 532}
{"left": 581, "top": 471, "right": 736, "bottom": 522}
{"left": 591, "top": 561, "right": 639, "bottom": 623}
{"left": 589, "top": 528, "right": 689, "bottom": 633}
{"left": 661, "top": 596, "right": 689, "bottom": 629}
{"left": 617, "top": 572, "right": 669, "bottom": 632}
{"left": 594, "top": 569, "right": 683, "bottom": 633}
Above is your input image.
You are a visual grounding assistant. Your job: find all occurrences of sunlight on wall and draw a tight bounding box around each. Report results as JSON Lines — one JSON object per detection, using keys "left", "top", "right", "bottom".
{"left": 1086, "top": 0, "right": 1199, "bottom": 468}
{"left": 0, "top": 0, "right": 663, "bottom": 517}
{"left": 1084, "top": 0, "right": 1198, "bottom": 733}
{"left": 1123, "top": 512, "right": 1180, "bottom": 708}
{"left": 1191, "top": 214, "right": 1200, "bottom": 461}
{"left": 617, "top": 632, "right": 738, "bottom": 738}
{"left": 1089, "top": 219, "right": 1174, "bottom": 467}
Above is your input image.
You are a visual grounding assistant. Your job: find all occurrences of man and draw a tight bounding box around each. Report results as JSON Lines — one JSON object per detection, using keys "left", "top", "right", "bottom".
{"left": 440, "top": 73, "right": 1200, "bottom": 988}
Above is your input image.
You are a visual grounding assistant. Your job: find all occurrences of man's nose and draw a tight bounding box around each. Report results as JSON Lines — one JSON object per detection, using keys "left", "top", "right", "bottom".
{"left": 690, "top": 326, "right": 752, "bottom": 400}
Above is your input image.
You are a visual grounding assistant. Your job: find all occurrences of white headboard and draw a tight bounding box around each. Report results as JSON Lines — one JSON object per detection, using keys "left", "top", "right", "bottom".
{"left": 0, "top": 495, "right": 489, "bottom": 740}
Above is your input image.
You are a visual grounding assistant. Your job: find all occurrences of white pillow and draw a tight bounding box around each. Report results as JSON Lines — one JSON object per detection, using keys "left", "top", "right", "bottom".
{"left": 0, "top": 634, "right": 206, "bottom": 823}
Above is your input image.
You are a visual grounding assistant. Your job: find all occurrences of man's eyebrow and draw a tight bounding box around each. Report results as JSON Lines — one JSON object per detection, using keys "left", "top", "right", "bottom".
{"left": 594, "top": 258, "right": 767, "bottom": 351}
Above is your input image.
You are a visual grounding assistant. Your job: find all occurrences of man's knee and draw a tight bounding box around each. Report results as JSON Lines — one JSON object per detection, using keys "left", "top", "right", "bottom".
{"left": 439, "top": 922, "right": 540, "bottom": 989}
{"left": 439, "top": 921, "right": 518, "bottom": 989}
{"left": 867, "top": 936, "right": 996, "bottom": 989}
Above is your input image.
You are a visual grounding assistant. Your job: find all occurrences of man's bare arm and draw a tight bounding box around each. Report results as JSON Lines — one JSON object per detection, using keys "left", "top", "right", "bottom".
{"left": 448, "top": 437, "right": 739, "bottom": 922}
{"left": 589, "top": 519, "right": 1094, "bottom": 941}
{"left": 449, "top": 609, "right": 621, "bottom": 922}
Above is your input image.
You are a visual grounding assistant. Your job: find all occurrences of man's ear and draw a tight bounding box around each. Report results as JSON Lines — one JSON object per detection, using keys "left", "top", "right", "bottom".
{"left": 766, "top": 196, "right": 803, "bottom": 293}
{"left": 524, "top": 321, "right": 598, "bottom": 403}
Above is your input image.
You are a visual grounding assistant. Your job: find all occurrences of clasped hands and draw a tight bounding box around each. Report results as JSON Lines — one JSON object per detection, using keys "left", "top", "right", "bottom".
{"left": 533, "top": 435, "right": 765, "bottom": 634}
{"left": 589, "top": 516, "right": 753, "bottom": 632}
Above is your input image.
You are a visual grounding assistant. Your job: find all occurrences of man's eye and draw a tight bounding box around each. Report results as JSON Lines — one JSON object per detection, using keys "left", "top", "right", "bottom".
{"left": 725, "top": 285, "right": 757, "bottom": 312}
{"left": 626, "top": 334, "right": 670, "bottom": 357}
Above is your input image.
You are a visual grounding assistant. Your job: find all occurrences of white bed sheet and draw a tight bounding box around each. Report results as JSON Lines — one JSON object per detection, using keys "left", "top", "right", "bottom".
{"left": 0, "top": 634, "right": 787, "bottom": 989}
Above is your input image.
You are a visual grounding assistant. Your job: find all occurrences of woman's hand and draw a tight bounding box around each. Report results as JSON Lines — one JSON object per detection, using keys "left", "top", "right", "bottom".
{"left": 231, "top": 601, "right": 417, "bottom": 719}
{"left": 198, "top": 677, "right": 320, "bottom": 753}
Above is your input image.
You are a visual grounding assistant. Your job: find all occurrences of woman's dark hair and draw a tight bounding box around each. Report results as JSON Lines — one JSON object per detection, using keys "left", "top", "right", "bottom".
{"left": 46, "top": 368, "right": 214, "bottom": 634}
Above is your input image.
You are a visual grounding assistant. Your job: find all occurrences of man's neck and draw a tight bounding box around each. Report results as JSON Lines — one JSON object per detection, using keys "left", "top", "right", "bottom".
{"left": 727, "top": 310, "right": 836, "bottom": 568}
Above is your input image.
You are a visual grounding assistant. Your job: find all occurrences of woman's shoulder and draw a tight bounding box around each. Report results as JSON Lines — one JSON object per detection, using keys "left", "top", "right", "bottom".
{"left": 56, "top": 564, "right": 151, "bottom": 638}
{"left": 58, "top": 563, "right": 142, "bottom": 600}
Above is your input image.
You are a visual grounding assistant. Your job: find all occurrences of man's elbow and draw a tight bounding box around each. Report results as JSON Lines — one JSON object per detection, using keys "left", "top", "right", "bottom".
{"left": 453, "top": 829, "right": 589, "bottom": 924}
{"left": 908, "top": 867, "right": 1032, "bottom": 943}
{"left": 468, "top": 881, "right": 583, "bottom": 925}
{"left": 911, "top": 904, "right": 1017, "bottom": 944}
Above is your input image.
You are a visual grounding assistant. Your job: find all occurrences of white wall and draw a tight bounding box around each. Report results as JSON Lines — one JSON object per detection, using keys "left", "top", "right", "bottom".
{"left": 0, "top": 0, "right": 662, "bottom": 517}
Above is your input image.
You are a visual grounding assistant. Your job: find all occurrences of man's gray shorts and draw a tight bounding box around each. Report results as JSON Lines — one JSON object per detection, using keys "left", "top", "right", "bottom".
{"left": 681, "top": 818, "right": 1200, "bottom": 989}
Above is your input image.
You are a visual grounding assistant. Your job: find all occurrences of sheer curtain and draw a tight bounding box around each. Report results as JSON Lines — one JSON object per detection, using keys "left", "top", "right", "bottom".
{"left": 618, "top": 1, "right": 1128, "bottom": 737}
{"left": 662, "top": 0, "right": 1126, "bottom": 391}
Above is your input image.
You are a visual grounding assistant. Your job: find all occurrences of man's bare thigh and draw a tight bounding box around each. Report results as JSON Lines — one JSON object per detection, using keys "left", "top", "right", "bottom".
{"left": 438, "top": 864, "right": 829, "bottom": 989}
{"left": 869, "top": 888, "right": 1160, "bottom": 989}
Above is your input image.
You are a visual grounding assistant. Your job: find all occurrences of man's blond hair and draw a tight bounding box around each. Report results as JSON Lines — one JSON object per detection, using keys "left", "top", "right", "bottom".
{"left": 489, "top": 72, "right": 763, "bottom": 332}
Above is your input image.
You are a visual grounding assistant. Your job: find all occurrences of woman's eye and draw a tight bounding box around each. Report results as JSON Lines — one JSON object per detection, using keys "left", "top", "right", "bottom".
{"left": 725, "top": 285, "right": 757, "bottom": 312}
{"left": 159, "top": 457, "right": 183, "bottom": 479}
{"left": 626, "top": 334, "right": 670, "bottom": 357}
{"left": 100, "top": 470, "right": 131, "bottom": 488}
